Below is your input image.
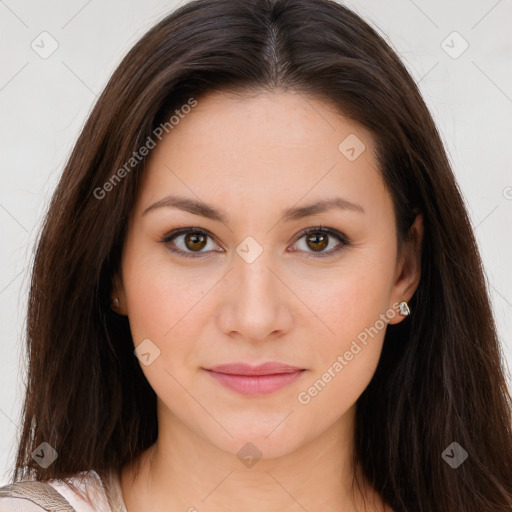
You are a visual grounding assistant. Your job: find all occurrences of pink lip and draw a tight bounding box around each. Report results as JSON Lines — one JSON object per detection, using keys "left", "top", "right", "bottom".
{"left": 203, "top": 362, "right": 306, "bottom": 396}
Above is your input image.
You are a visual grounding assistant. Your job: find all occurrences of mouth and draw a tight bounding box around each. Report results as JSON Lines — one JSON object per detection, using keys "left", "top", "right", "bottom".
{"left": 203, "top": 362, "right": 307, "bottom": 396}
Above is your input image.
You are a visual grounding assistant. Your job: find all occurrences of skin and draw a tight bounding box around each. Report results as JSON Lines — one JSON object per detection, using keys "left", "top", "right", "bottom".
{"left": 113, "top": 89, "right": 423, "bottom": 512}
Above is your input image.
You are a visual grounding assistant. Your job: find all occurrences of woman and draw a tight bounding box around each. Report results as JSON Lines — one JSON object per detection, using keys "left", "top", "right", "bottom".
{"left": 1, "top": 0, "right": 511, "bottom": 510}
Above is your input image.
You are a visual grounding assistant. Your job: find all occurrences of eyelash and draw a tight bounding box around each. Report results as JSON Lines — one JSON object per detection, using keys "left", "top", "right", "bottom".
{"left": 161, "top": 226, "right": 349, "bottom": 259}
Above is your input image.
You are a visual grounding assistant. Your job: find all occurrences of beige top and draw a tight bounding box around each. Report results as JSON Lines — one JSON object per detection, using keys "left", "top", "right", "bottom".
{"left": 0, "top": 469, "right": 127, "bottom": 512}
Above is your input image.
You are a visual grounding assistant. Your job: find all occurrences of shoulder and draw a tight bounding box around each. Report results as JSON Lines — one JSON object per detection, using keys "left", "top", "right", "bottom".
{"left": 0, "top": 470, "right": 112, "bottom": 512}
{"left": 47, "top": 470, "right": 112, "bottom": 511}
{"left": 0, "top": 495, "right": 47, "bottom": 511}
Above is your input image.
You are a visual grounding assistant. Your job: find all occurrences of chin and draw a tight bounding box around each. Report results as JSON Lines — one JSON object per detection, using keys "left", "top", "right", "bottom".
{"left": 217, "top": 434, "right": 302, "bottom": 464}
{"left": 201, "top": 417, "right": 307, "bottom": 461}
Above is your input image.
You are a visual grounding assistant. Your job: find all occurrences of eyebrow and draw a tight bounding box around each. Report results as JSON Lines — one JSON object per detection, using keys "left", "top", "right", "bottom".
{"left": 142, "top": 195, "right": 365, "bottom": 223}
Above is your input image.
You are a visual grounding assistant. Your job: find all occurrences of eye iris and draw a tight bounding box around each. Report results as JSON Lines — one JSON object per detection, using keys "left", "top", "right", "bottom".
{"left": 306, "top": 232, "right": 328, "bottom": 252}
{"left": 185, "top": 232, "right": 207, "bottom": 251}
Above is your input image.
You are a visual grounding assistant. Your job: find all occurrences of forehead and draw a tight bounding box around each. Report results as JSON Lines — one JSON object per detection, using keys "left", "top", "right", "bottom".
{"left": 159, "top": 89, "right": 374, "bottom": 155}
{"left": 135, "top": 89, "right": 391, "bottom": 223}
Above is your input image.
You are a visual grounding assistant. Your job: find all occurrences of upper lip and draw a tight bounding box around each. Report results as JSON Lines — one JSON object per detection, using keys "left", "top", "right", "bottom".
{"left": 205, "top": 362, "right": 305, "bottom": 376}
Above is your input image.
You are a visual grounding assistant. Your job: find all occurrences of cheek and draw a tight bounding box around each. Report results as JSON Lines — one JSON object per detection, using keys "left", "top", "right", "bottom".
{"left": 305, "top": 252, "right": 394, "bottom": 349}
{"left": 292, "top": 253, "right": 394, "bottom": 414}
{"left": 121, "top": 247, "right": 223, "bottom": 397}
{"left": 295, "top": 281, "right": 388, "bottom": 422}
{"left": 120, "top": 256, "right": 207, "bottom": 405}
{"left": 122, "top": 245, "right": 211, "bottom": 343}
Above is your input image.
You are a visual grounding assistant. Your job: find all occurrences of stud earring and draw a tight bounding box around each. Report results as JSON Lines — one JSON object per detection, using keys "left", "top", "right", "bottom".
{"left": 399, "top": 300, "right": 410, "bottom": 316}
{"left": 111, "top": 297, "right": 119, "bottom": 309}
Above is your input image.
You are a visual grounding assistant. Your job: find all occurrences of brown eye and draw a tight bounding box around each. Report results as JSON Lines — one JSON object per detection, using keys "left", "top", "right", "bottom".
{"left": 162, "top": 228, "right": 220, "bottom": 258}
{"left": 305, "top": 232, "right": 329, "bottom": 252}
{"left": 292, "top": 227, "right": 347, "bottom": 257}
{"left": 184, "top": 232, "right": 207, "bottom": 251}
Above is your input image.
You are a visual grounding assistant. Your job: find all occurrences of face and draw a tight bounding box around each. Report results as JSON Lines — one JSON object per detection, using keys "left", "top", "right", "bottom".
{"left": 114, "top": 90, "right": 422, "bottom": 459}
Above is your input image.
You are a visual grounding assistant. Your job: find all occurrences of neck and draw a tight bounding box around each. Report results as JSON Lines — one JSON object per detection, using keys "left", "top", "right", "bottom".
{"left": 120, "top": 403, "right": 387, "bottom": 512}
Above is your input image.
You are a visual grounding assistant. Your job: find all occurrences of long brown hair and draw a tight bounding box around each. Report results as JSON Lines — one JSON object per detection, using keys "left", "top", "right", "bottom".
{"left": 10, "top": 0, "right": 512, "bottom": 510}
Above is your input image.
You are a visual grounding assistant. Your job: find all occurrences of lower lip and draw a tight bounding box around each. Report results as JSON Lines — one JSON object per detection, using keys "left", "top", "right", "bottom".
{"left": 204, "top": 369, "right": 305, "bottom": 396}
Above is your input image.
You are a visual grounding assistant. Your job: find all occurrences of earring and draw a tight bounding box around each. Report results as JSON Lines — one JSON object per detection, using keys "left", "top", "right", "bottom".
{"left": 111, "top": 297, "right": 119, "bottom": 309}
{"left": 399, "top": 300, "right": 410, "bottom": 316}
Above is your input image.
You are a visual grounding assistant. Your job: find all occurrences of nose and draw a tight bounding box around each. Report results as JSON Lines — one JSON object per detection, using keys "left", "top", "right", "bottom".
{"left": 216, "top": 249, "right": 294, "bottom": 343}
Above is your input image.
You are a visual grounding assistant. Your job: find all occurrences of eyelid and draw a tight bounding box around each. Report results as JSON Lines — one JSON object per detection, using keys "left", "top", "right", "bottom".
{"left": 290, "top": 226, "right": 348, "bottom": 257}
{"left": 162, "top": 227, "right": 223, "bottom": 259}
{"left": 161, "top": 226, "right": 348, "bottom": 258}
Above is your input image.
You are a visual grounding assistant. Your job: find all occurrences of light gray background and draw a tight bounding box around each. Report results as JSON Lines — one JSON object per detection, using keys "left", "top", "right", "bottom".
{"left": 1, "top": 0, "right": 511, "bottom": 485}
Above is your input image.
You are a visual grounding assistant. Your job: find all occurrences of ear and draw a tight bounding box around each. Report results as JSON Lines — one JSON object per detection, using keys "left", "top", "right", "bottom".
{"left": 110, "top": 271, "right": 128, "bottom": 316}
{"left": 387, "top": 213, "right": 423, "bottom": 325}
